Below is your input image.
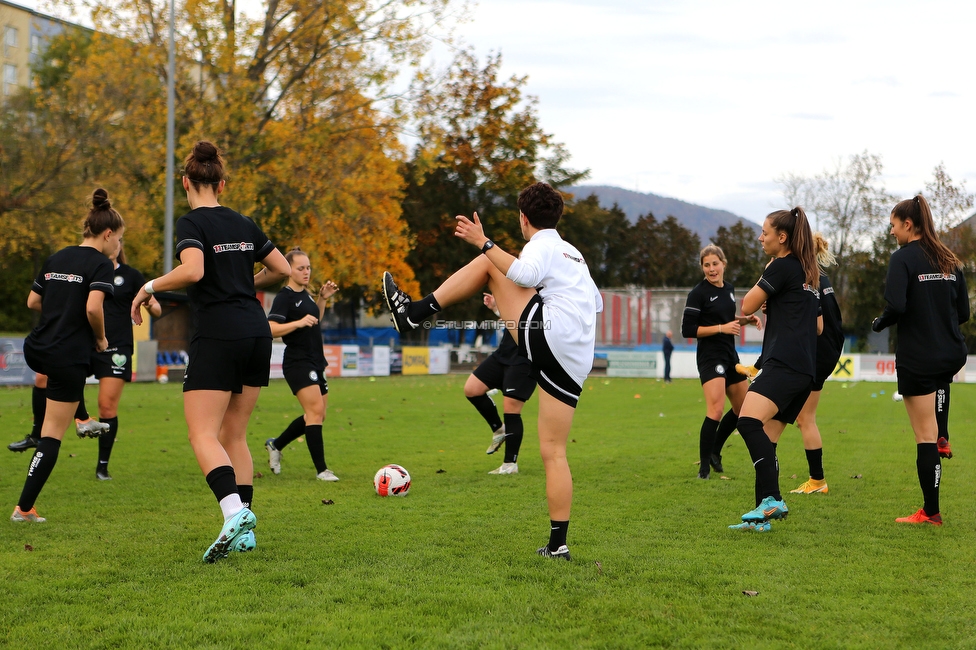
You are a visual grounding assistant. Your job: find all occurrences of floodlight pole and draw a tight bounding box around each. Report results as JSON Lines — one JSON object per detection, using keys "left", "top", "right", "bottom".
{"left": 163, "top": 0, "right": 176, "bottom": 273}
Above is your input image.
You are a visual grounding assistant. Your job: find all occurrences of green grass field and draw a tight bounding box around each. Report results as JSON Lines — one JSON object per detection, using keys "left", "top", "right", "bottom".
{"left": 2, "top": 375, "right": 976, "bottom": 648}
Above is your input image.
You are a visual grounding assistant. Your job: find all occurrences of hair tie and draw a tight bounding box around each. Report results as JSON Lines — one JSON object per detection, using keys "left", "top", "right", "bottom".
{"left": 791, "top": 207, "right": 799, "bottom": 217}
{"left": 913, "top": 195, "right": 920, "bottom": 204}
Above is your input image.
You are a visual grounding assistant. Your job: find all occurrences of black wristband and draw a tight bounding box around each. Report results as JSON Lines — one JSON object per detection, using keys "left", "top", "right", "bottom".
{"left": 481, "top": 239, "right": 495, "bottom": 254}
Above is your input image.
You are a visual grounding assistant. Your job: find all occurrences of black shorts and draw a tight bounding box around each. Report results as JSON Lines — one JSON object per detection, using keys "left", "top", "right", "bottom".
{"left": 812, "top": 349, "right": 842, "bottom": 391}
{"left": 748, "top": 360, "right": 813, "bottom": 424}
{"left": 517, "top": 294, "right": 582, "bottom": 408}
{"left": 283, "top": 360, "right": 329, "bottom": 396}
{"left": 698, "top": 356, "right": 747, "bottom": 386}
{"left": 897, "top": 369, "right": 956, "bottom": 397}
{"left": 91, "top": 346, "right": 133, "bottom": 382}
{"left": 45, "top": 364, "right": 89, "bottom": 403}
{"left": 472, "top": 353, "right": 536, "bottom": 402}
{"left": 183, "top": 337, "right": 272, "bottom": 393}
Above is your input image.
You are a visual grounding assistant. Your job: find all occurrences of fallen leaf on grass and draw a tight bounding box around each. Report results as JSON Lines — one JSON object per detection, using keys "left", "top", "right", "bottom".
{"left": 255, "top": 472, "right": 263, "bottom": 479}
{"left": 790, "top": 474, "right": 797, "bottom": 479}
{"left": 851, "top": 474, "right": 862, "bottom": 479}
{"left": 321, "top": 499, "right": 334, "bottom": 505}
{"left": 742, "top": 590, "right": 759, "bottom": 597}
{"left": 720, "top": 476, "right": 731, "bottom": 480}
{"left": 571, "top": 439, "right": 576, "bottom": 443}
{"left": 595, "top": 561, "right": 602, "bottom": 575}
{"left": 436, "top": 469, "right": 446, "bottom": 474}
{"left": 693, "top": 460, "right": 701, "bottom": 465}
{"left": 69, "top": 454, "right": 77, "bottom": 458}
{"left": 24, "top": 544, "right": 33, "bottom": 552}
{"left": 161, "top": 449, "right": 167, "bottom": 453}
{"left": 634, "top": 394, "right": 641, "bottom": 399}
{"left": 838, "top": 429, "right": 847, "bottom": 434}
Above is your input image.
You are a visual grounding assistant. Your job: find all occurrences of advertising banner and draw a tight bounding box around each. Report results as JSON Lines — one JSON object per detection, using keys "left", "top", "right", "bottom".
{"left": 401, "top": 346, "right": 430, "bottom": 375}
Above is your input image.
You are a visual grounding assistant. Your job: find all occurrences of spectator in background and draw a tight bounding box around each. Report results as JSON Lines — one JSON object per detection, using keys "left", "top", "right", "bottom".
{"left": 662, "top": 330, "right": 674, "bottom": 383}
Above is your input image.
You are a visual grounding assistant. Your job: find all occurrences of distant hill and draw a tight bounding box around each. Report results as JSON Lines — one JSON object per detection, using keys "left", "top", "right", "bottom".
{"left": 567, "top": 185, "right": 759, "bottom": 243}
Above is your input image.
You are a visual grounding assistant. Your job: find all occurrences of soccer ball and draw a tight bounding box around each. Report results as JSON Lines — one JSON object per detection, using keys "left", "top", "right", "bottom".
{"left": 374, "top": 464, "right": 411, "bottom": 497}
{"left": 892, "top": 391, "right": 903, "bottom": 402}
{"left": 158, "top": 374, "right": 169, "bottom": 384}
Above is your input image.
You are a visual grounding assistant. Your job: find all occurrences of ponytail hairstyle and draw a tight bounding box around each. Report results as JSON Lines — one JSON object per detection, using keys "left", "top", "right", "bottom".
{"left": 699, "top": 244, "right": 727, "bottom": 265}
{"left": 182, "top": 140, "right": 226, "bottom": 192}
{"left": 891, "top": 194, "right": 960, "bottom": 275}
{"left": 812, "top": 232, "right": 836, "bottom": 269}
{"left": 83, "top": 188, "right": 125, "bottom": 237}
{"left": 766, "top": 206, "right": 819, "bottom": 288}
{"left": 285, "top": 246, "right": 308, "bottom": 265}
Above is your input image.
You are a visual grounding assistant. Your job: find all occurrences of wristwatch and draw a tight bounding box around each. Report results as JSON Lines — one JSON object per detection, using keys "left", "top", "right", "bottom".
{"left": 481, "top": 240, "right": 495, "bottom": 254}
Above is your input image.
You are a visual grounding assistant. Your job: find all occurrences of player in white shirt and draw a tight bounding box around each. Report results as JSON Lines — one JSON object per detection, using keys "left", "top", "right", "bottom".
{"left": 383, "top": 182, "right": 602, "bottom": 560}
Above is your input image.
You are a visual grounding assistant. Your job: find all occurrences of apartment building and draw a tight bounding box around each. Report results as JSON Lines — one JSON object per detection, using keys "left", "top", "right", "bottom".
{"left": 1, "top": 0, "right": 84, "bottom": 99}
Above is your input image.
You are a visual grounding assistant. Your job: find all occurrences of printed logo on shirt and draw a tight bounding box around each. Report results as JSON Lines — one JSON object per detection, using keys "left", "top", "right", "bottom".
{"left": 562, "top": 252, "right": 585, "bottom": 264}
{"left": 309, "top": 370, "right": 319, "bottom": 382}
{"left": 113, "top": 275, "right": 125, "bottom": 286}
{"left": 729, "top": 292, "right": 735, "bottom": 302}
{"left": 918, "top": 273, "right": 956, "bottom": 282}
{"left": 823, "top": 286, "right": 834, "bottom": 295}
{"left": 213, "top": 242, "right": 255, "bottom": 253}
{"left": 44, "top": 272, "right": 83, "bottom": 283}
{"left": 802, "top": 283, "right": 820, "bottom": 298}
{"left": 715, "top": 364, "right": 726, "bottom": 375}
{"left": 295, "top": 301, "right": 302, "bottom": 307}
{"left": 709, "top": 295, "right": 718, "bottom": 301}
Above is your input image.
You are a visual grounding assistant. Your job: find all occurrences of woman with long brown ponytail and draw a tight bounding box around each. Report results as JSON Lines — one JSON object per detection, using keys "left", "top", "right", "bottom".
{"left": 729, "top": 207, "right": 822, "bottom": 532}
{"left": 872, "top": 194, "right": 969, "bottom": 526}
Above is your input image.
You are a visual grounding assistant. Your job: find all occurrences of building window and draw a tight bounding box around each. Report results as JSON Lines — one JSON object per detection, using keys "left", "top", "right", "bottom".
{"left": 30, "top": 33, "right": 41, "bottom": 54}
{"left": 3, "top": 63, "right": 16, "bottom": 96}
{"left": 5, "top": 26, "right": 17, "bottom": 51}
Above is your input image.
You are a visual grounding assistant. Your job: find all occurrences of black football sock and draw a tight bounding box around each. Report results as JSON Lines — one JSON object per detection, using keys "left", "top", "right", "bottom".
{"left": 755, "top": 442, "right": 779, "bottom": 507}
{"left": 503, "top": 413, "right": 524, "bottom": 464}
{"left": 31, "top": 386, "right": 47, "bottom": 438}
{"left": 18, "top": 437, "right": 61, "bottom": 511}
{"left": 406, "top": 293, "right": 441, "bottom": 325}
{"left": 305, "top": 424, "right": 327, "bottom": 473}
{"left": 738, "top": 417, "right": 781, "bottom": 502}
{"left": 936, "top": 382, "right": 950, "bottom": 442}
{"left": 917, "top": 443, "right": 941, "bottom": 516}
{"left": 75, "top": 395, "right": 89, "bottom": 421}
{"left": 274, "top": 415, "right": 306, "bottom": 451}
{"left": 97, "top": 416, "right": 119, "bottom": 473}
{"left": 805, "top": 447, "right": 824, "bottom": 481}
{"left": 467, "top": 394, "right": 503, "bottom": 432}
{"left": 713, "top": 409, "right": 738, "bottom": 455}
{"left": 548, "top": 520, "right": 569, "bottom": 551}
{"left": 698, "top": 417, "right": 719, "bottom": 475}
{"left": 205, "top": 466, "right": 239, "bottom": 504}
{"left": 238, "top": 484, "right": 253, "bottom": 510}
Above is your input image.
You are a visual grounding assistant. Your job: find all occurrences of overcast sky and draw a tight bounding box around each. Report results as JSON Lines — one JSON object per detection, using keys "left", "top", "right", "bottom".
{"left": 25, "top": 0, "right": 976, "bottom": 223}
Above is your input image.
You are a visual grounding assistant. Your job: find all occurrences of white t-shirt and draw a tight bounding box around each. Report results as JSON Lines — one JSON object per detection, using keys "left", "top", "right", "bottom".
{"left": 506, "top": 229, "right": 603, "bottom": 386}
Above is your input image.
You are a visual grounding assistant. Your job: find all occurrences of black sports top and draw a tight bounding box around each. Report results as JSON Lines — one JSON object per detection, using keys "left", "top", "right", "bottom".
{"left": 681, "top": 279, "right": 738, "bottom": 369}
{"left": 757, "top": 254, "right": 820, "bottom": 378}
{"left": 104, "top": 263, "right": 146, "bottom": 348}
{"left": 175, "top": 206, "right": 276, "bottom": 341}
{"left": 268, "top": 286, "right": 327, "bottom": 367}
{"left": 817, "top": 273, "right": 843, "bottom": 365}
{"left": 27, "top": 245, "right": 114, "bottom": 367}
{"left": 875, "top": 241, "right": 969, "bottom": 375}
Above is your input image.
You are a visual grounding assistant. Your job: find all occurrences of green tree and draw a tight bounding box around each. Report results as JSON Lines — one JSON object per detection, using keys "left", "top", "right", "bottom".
{"left": 712, "top": 221, "right": 765, "bottom": 290}
{"left": 401, "top": 50, "right": 586, "bottom": 334}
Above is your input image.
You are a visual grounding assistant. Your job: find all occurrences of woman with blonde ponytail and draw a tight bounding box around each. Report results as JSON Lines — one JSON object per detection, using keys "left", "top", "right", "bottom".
{"left": 872, "top": 194, "right": 969, "bottom": 526}
{"left": 728, "top": 207, "right": 822, "bottom": 532}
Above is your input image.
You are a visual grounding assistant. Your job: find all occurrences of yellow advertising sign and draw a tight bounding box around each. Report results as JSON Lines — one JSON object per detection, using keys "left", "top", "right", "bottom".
{"left": 401, "top": 346, "right": 430, "bottom": 375}
{"left": 832, "top": 356, "right": 854, "bottom": 378}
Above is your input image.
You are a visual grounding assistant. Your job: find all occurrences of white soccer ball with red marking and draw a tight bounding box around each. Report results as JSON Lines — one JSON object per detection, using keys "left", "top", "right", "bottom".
{"left": 374, "top": 464, "right": 411, "bottom": 497}
{"left": 892, "top": 391, "right": 903, "bottom": 402}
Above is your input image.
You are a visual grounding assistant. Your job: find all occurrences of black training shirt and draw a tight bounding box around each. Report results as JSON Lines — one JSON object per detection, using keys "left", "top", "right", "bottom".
{"left": 105, "top": 263, "right": 146, "bottom": 348}
{"left": 268, "top": 286, "right": 327, "bottom": 367}
{"left": 757, "top": 254, "right": 820, "bottom": 378}
{"left": 175, "top": 206, "right": 276, "bottom": 341}
{"left": 681, "top": 279, "right": 738, "bottom": 371}
{"left": 817, "top": 273, "right": 844, "bottom": 364}
{"left": 27, "top": 245, "right": 114, "bottom": 367}
{"left": 876, "top": 240, "right": 969, "bottom": 375}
